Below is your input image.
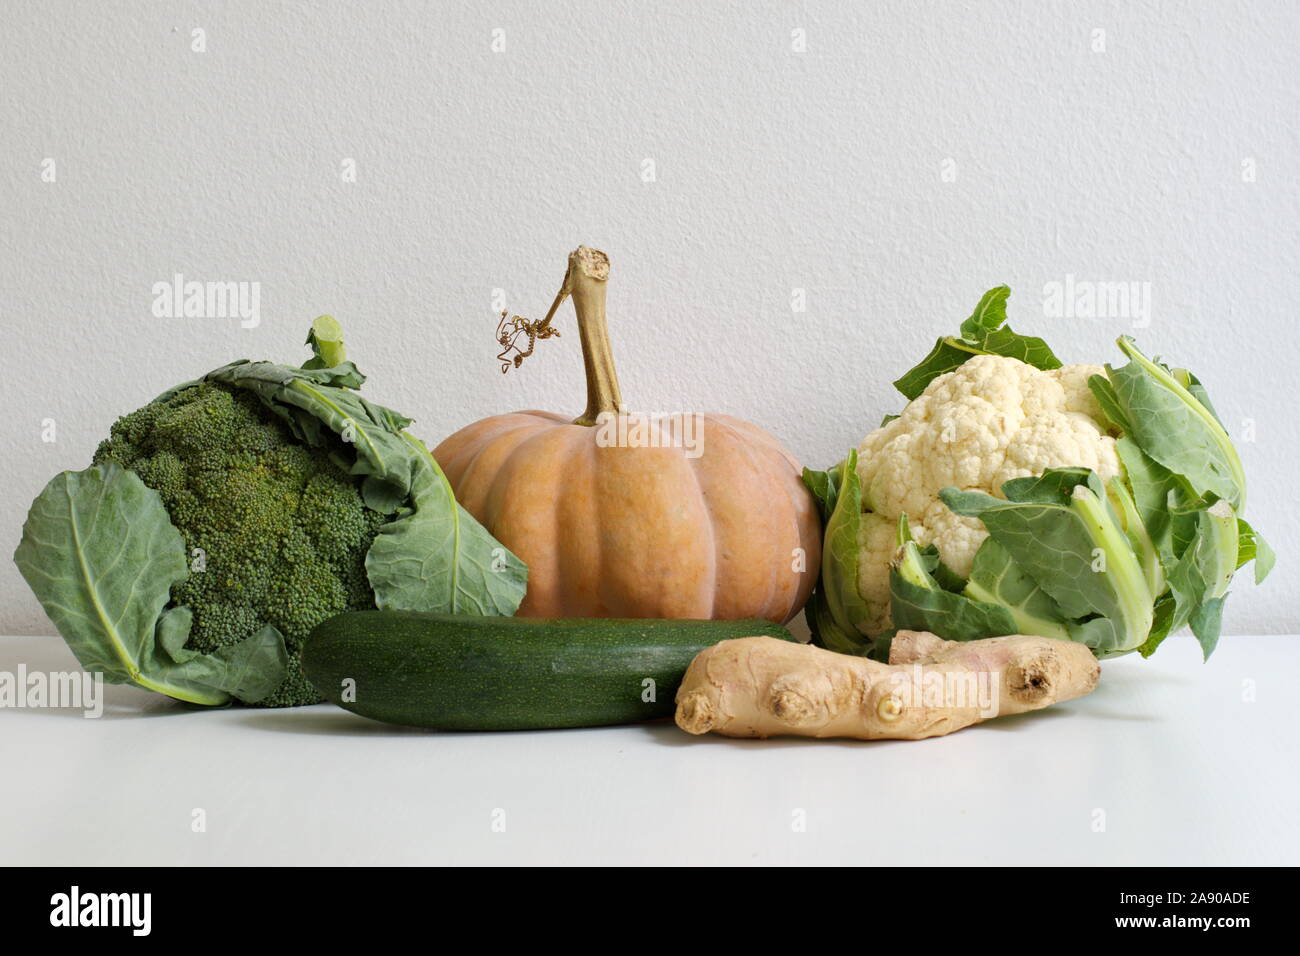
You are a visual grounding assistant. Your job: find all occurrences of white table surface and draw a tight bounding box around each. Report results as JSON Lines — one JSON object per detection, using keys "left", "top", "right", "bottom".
{"left": 2, "top": 631, "right": 1295, "bottom": 866}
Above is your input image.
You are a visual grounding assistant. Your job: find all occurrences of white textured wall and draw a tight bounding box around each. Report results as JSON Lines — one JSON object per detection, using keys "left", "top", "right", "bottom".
{"left": 3, "top": 1, "right": 1296, "bottom": 634}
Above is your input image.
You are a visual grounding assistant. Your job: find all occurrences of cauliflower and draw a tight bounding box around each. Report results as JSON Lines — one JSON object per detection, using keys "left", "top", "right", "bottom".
{"left": 853, "top": 355, "right": 1120, "bottom": 634}
{"left": 802, "top": 285, "right": 1269, "bottom": 663}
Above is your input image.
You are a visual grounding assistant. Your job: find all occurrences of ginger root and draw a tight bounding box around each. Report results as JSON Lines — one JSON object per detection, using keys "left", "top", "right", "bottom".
{"left": 674, "top": 631, "right": 1100, "bottom": 740}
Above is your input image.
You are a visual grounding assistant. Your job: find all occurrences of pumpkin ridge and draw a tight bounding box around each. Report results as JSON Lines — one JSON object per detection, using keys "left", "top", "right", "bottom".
{"left": 576, "top": 425, "right": 610, "bottom": 617}
{"left": 492, "top": 424, "right": 573, "bottom": 615}
{"left": 592, "top": 432, "right": 713, "bottom": 618}
{"left": 684, "top": 423, "right": 720, "bottom": 621}
{"left": 552, "top": 425, "right": 597, "bottom": 616}
{"left": 705, "top": 415, "right": 786, "bottom": 620}
{"left": 438, "top": 413, "right": 553, "bottom": 486}
{"left": 707, "top": 408, "right": 816, "bottom": 613}
{"left": 455, "top": 418, "right": 557, "bottom": 518}
{"left": 713, "top": 413, "right": 803, "bottom": 473}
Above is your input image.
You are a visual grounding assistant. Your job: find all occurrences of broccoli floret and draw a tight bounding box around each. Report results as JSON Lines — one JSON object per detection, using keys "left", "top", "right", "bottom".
{"left": 93, "top": 382, "right": 383, "bottom": 706}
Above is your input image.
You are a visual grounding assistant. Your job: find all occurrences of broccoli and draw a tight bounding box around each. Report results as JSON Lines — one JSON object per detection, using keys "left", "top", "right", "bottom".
{"left": 14, "top": 319, "right": 528, "bottom": 709}
{"left": 92, "top": 383, "right": 386, "bottom": 706}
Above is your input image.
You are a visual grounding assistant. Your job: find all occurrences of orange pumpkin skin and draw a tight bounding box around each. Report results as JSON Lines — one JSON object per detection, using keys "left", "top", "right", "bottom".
{"left": 433, "top": 411, "right": 821, "bottom": 624}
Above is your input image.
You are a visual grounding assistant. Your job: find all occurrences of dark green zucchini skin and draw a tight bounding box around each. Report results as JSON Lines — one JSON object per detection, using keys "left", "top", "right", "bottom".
{"left": 303, "top": 611, "right": 793, "bottom": 731}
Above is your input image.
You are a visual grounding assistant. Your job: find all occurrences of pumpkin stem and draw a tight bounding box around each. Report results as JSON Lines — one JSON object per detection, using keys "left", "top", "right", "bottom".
{"left": 496, "top": 245, "right": 624, "bottom": 425}
{"left": 564, "top": 246, "right": 623, "bottom": 426}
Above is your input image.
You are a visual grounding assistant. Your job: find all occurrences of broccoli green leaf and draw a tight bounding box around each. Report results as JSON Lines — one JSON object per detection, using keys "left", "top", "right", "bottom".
{"left": 13, "top": 465, "right": 288, "bottom": 705}
{"left": 154, "top": 608, "right": 288, "bottom": 704}
{"left": 365, "top": 434, "right": 529, "bottom": 615}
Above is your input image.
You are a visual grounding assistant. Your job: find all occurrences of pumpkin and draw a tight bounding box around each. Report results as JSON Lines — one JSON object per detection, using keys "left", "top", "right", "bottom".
{"left": 433, "top": 246, "right": 820, "bottom": 623}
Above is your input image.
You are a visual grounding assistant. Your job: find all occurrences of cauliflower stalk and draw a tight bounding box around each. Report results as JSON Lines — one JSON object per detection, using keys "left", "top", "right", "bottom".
{"left": 803, "top": 287, "right": 1272, "bottom": 662}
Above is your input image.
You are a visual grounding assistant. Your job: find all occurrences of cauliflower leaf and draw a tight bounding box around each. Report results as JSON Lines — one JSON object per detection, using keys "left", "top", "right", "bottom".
{"left": 893, "top": 286, "right": 1063, "bottom": 400}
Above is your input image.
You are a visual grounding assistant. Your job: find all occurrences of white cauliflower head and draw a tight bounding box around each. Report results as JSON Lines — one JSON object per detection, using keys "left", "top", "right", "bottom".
{"left": 854, "top": 354, "right": 1120, "bottom": 634}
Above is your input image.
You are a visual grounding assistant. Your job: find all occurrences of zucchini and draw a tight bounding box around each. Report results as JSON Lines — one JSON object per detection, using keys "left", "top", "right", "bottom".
{"left": 303, "top": 611, "right": 792, "bottom": 730}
